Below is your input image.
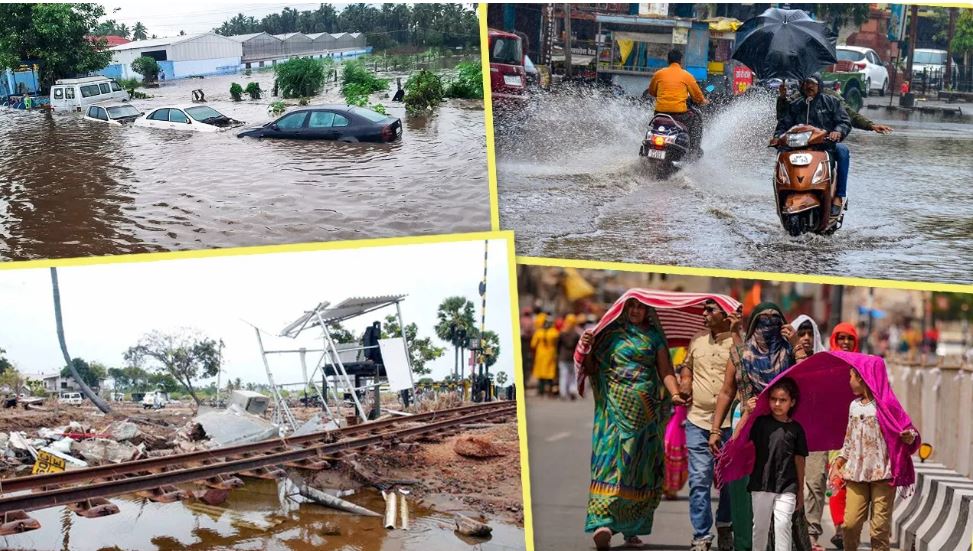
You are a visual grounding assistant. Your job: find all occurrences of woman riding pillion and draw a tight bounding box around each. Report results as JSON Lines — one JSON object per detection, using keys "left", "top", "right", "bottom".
{"left": 575, "top": 298, "right": 688, "bottom": 550}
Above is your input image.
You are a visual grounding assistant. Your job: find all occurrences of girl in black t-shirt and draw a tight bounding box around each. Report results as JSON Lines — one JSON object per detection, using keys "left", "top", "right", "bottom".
{"left": 748, "top": 377, "right": 808, "bottom": 551}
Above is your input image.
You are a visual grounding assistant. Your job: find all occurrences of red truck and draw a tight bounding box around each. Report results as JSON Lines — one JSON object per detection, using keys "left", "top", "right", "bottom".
{"left": 488, "top": 29, "right": 528, "bottom": 107}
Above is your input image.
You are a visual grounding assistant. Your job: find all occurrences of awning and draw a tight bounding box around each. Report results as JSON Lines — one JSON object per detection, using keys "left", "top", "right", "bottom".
{"left": 280, "top": 295, "right": 406, "bottom": 337}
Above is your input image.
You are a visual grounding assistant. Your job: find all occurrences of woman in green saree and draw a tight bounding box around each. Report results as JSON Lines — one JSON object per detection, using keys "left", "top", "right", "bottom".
{"left": 578, "top": 299, "right": 687, "bottom": 549}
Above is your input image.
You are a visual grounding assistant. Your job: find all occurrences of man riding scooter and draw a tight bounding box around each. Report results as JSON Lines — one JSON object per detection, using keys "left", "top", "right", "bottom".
{"left": 773, "top": 73, "right": 852, "bottom": 222}
{"left": 647, "top": 49, "right": 709, "bottom": 158}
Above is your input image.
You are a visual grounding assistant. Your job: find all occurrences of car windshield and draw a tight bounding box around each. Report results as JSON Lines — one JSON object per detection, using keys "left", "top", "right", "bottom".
{"left": 107, "top": 105, "right": 141, "bottom": 118}
{"left": 837, "top": 49, "right": 865, "bottom": 62}
{"left": 913, "top": 51, "right": 946, "bottom": 65}
{"left": 186, "top": 106, "right": 225, "bottom": 121}
{"left": 350, "top": 106, "right": 388, "bottom": 122}
{"left": 491, "top": 36, "right": 522, "bottom": 65}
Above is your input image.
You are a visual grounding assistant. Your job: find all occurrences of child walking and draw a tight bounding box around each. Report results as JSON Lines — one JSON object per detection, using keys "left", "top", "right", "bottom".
{"left": 748, "top": 377, "right": 808, "bottom": 551}
{"left": 829, "top": 364, "right": 919, "bottom": 551}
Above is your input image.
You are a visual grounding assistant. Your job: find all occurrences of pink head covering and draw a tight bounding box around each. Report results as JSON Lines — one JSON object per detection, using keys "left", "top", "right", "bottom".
{"left": 715, "top": 351, "right": 919, "bottom": 489}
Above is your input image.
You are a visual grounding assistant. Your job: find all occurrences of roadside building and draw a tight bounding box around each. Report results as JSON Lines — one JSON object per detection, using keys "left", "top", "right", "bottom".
{"left": 102, "top": 32, "right": 244, "bottom": 81}
{"left": 41, "top": 373, "right": 85, "bottom": 395}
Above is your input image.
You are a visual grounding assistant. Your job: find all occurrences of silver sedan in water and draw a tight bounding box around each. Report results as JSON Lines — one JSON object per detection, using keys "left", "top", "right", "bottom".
{"left": 134, "top": 105, "right": 244, "bottom": 133}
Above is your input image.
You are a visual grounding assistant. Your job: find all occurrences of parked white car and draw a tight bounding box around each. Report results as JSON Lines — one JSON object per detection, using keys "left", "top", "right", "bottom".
{"left": 134, "top": 105, "right": 243, "bottom": 132}
{"left": 49, "top": 76, "right": 129, "bottom": 111}
{"left": 907, "top": 48, "right": 949, "bottom": 87}
{"left": 837, "top": 45, "right": 890, "bottom": 96}
{"left": 83, "top": 101, "right": 143, "bottom": 125}
{"left": 58, "top": 392, "right": 83, "bottom": 406}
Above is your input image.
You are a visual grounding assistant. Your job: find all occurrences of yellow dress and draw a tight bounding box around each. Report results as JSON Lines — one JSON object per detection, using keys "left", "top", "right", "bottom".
{"left": 531, "top": 327, "right": 560, "bottom": 381}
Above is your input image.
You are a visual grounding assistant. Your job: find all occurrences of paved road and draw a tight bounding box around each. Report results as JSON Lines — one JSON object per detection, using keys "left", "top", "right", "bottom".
{"left": 525, "top": 393, "right": 880, "bottom": 551}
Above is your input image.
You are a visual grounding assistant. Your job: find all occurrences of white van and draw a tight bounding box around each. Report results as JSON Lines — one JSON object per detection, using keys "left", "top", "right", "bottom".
{"left": 58, "top": 392, "right": 83, "bottom": 406}
{"left": 50, "top": 76, "right": 129, "bottom": 111}
{"left": 142, "top": 390, "right": 169, "bottom": 409}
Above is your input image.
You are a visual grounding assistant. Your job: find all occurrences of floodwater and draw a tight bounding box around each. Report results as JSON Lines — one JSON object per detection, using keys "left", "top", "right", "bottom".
{"left": 0, "top": 480, "right": 524, "bottom": 551}
{"left": 0, "top": 69, "right": 489, "bottom": 261}
{"left": 495, "top": 88, "right": 973, "bottom": 285}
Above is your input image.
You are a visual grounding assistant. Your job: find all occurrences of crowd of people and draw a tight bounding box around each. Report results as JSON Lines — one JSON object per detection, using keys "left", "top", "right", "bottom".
{"left": 523, "top": 293, "right": 920, "bottom": 551}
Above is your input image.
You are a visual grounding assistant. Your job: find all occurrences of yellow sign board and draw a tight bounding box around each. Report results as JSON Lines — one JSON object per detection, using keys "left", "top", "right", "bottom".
{"left": 32, "top": 450, "right": 66, "bottom": 475}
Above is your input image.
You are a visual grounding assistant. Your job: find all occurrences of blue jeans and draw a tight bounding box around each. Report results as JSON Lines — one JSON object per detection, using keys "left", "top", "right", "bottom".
{"left": 834, "top": 142, "right": 850, "bottom": 198}
{"left": 687, "top": 422, "right": 733, "bottom": 541}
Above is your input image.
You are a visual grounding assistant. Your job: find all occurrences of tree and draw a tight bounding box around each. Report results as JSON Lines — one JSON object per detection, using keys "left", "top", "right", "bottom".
{"left": 474, "top": 329, "right": 501, "bottom": 368}
{"left": 381, "top": 314, "right": 445, "bottom": 376}
{"left": 0, "top": 347, "right": 12, "bottom": 375}
{"left": 326, "top": 321, "right": 358, "bottom": 344}
{"left": 60, "top": 358, "right": 106, "bottom": 389}
{"left": 107, "top": 365, "right": 153, "bottom": 392}
{"left": 124, "top": 330, "right": 221, "bottom": 406}
{"left": 952, "top": 9, "right": 973, "bottom": 72}
{"left": 131, "top": 55, "right": 159, "bottom": 82}
{"left": 814, "top": 4, "right": 870, "bottom": 35}
{"left": 434, "top": 296, "right": 477, "bottom": 347}
{"left": 0, "top": 4, "right": 113, "bottom": 88}
{"left": 495, "top": 371, "right": 508, "bottom": 386}
{"left": 132, "top": 22, "right": 148, "bottom": 41}
{"left": 275, "top": 57, "right": 326, "bottom": 98}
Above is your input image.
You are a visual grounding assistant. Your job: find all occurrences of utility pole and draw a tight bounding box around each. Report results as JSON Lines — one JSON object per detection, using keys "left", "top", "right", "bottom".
{"left": 946, "top": 8, "right": 958, "bottom": 89}
{"left": 905, "top": 5, "right": 919, "bottom": 83}
{"left": 563, "top": 4, "right": 573, "bottom": 78}
{"left": 478, "top": 240, "right": 490, "bottom": 401}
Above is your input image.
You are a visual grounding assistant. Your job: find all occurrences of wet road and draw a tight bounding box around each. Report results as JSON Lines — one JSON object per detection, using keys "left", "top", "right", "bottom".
{"left": 0, "top": 481, "right": 525, "bottom": 551}
{"left": 525, "top": 394, "right": 859, "bottom": 551}
{"left": 0, "top": 70, "right": 489, "bottom": 261}
{"left": 496, "top": 89, "right": 973, "bottom": 285}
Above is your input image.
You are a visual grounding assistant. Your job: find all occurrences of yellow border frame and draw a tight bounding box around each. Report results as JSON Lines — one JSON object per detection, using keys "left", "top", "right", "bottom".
{"left": 479, "top": 2, "right": 501, "bottom": 231}
{"left": 517, "top": 255, "right": 973, "bottom": 294}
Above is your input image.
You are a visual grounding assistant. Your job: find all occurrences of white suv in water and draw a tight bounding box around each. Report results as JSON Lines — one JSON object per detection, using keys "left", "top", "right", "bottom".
{"left": 134, "top": 105, "right": 244, "bottom": 133}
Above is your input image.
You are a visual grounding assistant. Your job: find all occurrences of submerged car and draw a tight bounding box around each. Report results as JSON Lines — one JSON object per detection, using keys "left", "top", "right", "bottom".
{"left": 237, "top": 105, "right": 402, "bottom": 142}
{"left": 83, "top": 101, "right": 143, "bottom": 125}
{"left": 134, "top": 105, "right": 244, "bottom": 132}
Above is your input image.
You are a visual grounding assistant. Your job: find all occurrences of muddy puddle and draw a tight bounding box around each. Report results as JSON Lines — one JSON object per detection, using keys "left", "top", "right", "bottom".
{"left": 0, "top": 480, "right": 524, "bottom": 551}
{"left": 0, "top": 63, "right": 489, "bottom": 261}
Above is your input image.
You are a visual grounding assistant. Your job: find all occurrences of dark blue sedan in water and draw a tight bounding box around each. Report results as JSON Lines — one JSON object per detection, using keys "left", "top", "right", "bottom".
{"left": 237, "top": 105, "right": 402, "bottom": 143}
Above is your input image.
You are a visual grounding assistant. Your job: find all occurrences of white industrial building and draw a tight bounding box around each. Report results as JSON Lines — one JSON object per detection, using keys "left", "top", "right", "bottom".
{"left": 99, "top": 30, "right": 370, "bottom": 81}
{"left": 102, "top": 32, "right": 243, "bottom": 81}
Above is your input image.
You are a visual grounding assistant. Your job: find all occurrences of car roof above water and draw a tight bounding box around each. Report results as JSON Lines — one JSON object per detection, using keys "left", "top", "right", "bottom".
{"left": 55, "top": 76, "right": 117, "bottom": 85}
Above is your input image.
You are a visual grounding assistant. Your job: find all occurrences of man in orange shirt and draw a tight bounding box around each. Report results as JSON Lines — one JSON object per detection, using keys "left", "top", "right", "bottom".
{"left": 647, "top": 49, "right": 709, "bottom": 157}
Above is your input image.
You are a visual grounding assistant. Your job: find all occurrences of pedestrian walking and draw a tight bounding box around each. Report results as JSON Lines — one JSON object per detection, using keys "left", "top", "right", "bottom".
{"left": 556, "top": 314, "right": 581, "bottom": 400}
{"left": 531, "top": 316, "right": 558, "bottom": 397}
{"left": 829, "top": 357, "right": 919, "bottom": 551}
{"left": 827, "top": 322, "right": 860, "bottom": 549}
{"left": 748, "top": 377, "right": 808, "bottom": 551}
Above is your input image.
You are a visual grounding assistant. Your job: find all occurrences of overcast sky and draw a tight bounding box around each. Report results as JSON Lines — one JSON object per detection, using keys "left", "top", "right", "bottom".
{"left": 0, "top": 238, "right": 516, "bottom": 386}
{"left": 99, "top": 2, "right": 361, "bottom": 37}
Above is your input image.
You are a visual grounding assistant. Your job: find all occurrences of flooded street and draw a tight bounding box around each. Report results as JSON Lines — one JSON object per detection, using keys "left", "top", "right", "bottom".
{"left": 0, "top": 481, "right": 524, "bottom": 551}
{"left": 0, "top": 70, "right": 489, "bottom": 260}
{"left": 496, "top": 89, "right": 973, "bottom": 285}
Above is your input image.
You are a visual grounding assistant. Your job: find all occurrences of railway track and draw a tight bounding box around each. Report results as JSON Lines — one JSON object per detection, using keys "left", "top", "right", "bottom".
{"left": 0, "top": 401, "right": 517, "bottom": 535}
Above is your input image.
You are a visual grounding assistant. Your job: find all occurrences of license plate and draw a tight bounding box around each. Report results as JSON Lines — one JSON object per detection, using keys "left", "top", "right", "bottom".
{"left": 647, "top": 149, "right": 666, "bottom": 160}
{"left": 503, "top": 74, "right": 522, "bottom": 87}
{"left": 789, "top": 153, "right": 813, "bottom": 166}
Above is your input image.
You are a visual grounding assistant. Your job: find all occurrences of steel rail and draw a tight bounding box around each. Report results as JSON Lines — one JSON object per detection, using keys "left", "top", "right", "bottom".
{"left": 0, "top": 403, "right": 515, "bottom": 514}
{"left": 0, "top": 401, "right": 513, "bottom": 495}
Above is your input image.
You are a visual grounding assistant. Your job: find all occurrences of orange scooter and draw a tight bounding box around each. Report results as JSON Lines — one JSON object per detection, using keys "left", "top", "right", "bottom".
{"left": 770, "top": 124, "right": 846, "bottom": 236}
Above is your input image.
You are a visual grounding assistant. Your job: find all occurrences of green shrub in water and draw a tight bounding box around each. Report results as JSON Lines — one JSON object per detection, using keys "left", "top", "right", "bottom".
{"left": 341, "top": 60, "right": 388, "bottom": 97}
{"left": 244, "top": 82, "right": 262, "bottom": 100}
{"left": 445, "top": 62, "right": 483, "bottom": 100}
{"left": 275, "top": 57, "right": 326, "bottom": 98}
{"left": 269, "top": 100, "right": 286, "bottom": 116}
{"left": 229, "top": 82, "right": 243, "bottom": 101}
{"left": 298, "top": 96, "right": 310, "bottom": 106}
{"left": 404, "top": 69, "right": 444, "bottom": 114}
{"left": 370, "top": 103, "right": 387, "bottom": 115}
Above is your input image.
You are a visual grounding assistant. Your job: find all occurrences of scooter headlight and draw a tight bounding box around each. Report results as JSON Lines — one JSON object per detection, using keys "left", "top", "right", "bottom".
{"left": 812, "top": 161, "right": 827, "bottom": 184}
{"left": 786, "top": 131, "right": 812, "bottom": 148}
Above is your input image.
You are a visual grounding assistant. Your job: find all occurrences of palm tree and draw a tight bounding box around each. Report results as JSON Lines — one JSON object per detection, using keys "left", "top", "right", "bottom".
{"left": 132, "top": 22, "right": 147, "bottom": 41}
{"left": 434, "top": 296, "right": 476, "bottom": 382}
{"left": 117, "top": 23, "right": 130, "bottom": 39}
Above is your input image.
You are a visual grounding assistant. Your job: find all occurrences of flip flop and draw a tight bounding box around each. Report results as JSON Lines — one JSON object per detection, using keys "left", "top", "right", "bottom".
{"left": 593, "top": 527, "right": 612, "bottom": 550}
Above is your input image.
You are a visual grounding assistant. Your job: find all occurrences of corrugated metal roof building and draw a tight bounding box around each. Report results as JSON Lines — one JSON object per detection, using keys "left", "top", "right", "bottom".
{"left": 228, "top": 32, "right": 284, "bottom": 63}
{"left": 307, "top": 32, "right": 338, "bottom": 51}
{"left": 275, "top": 33, "right": 314, "bottom": 55}
{"left": 106, "top": 33, "right": 243, "bottom": 80}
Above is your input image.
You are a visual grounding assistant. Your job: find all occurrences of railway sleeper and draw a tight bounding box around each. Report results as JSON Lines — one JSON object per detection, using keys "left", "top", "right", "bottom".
{"left": 67, "top": 497, "right": 119, "bottom": 518}
{"left": 0, "top": 511, "right": 41, "bottom": 536}
{"left": 283, "top": 458, "right": 330, "bottom": 471}
{"left": 203, "top": 474, "right": 244, "bottom": 490}
{"left": 238, "top": 466, "right": 286, "bottom": 480}
{"left": 137, "top": 485, "right": 187, "bottom": 503}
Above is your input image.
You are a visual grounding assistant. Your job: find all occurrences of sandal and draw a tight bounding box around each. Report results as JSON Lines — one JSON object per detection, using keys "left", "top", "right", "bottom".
{"left": 624, "top": 535, "right": 643, "bottom": 547}
{"left": 593, "top": 527, "right": 612, "bottom": 550}
{"left": 830, "top": 197, "right": 844, "bottom": 218}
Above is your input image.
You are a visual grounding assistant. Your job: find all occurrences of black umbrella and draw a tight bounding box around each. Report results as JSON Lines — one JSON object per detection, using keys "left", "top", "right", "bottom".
{"left": 732, "top": 8, "right": 837, "bottom": 81}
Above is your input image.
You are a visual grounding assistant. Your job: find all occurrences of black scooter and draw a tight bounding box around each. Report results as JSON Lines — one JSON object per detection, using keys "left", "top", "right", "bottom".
{"left": 638, "top": 84, "right": 718, "bottom": 179}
